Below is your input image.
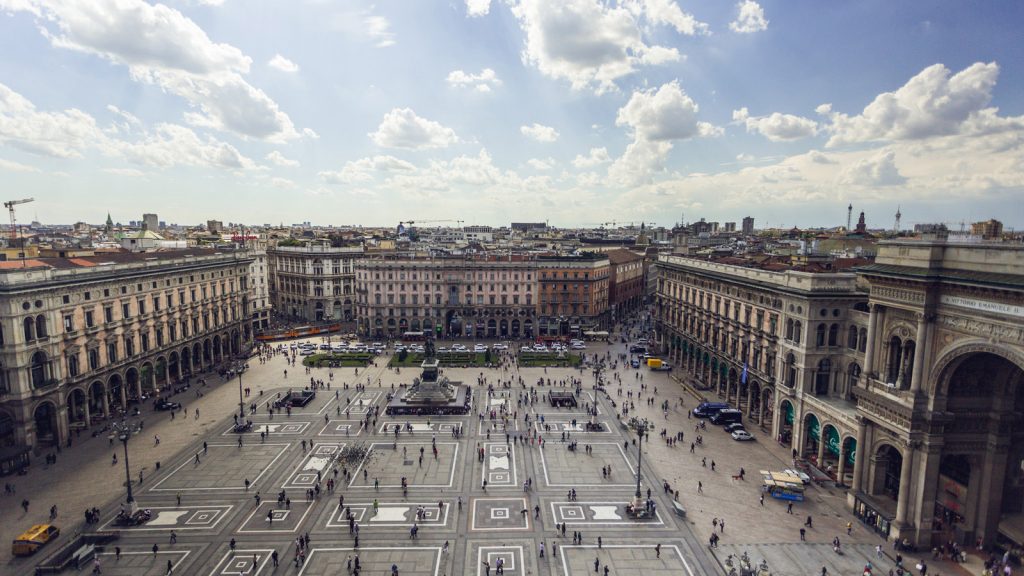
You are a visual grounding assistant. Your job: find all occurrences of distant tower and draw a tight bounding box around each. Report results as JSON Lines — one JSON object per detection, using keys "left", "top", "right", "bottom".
{"left": 855, "top": 211, "right": 867, "bottom": 235}
{"left": 847, "top": 204, "right": 853, "bottom": 232}
{"left": 894, "top": 206, "right": 902, "bottom": 234}
{"left": 105, "top": 212, "right": 113, "bottom": 235}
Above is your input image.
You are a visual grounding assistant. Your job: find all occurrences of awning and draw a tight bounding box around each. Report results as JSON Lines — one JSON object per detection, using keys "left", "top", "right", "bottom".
{"left": 1000, "top": 514, "right": 1024, "bottom": 546}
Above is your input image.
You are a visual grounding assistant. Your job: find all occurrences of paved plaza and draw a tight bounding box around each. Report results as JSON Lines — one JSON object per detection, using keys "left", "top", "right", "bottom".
{"left": 3, "top": 334, "right": 975, "bottom": 576}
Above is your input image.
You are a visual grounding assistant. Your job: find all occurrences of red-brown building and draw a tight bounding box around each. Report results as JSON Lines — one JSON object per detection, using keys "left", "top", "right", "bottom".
{"left": 606, "top": 248, "right": 645, "bottom": 320}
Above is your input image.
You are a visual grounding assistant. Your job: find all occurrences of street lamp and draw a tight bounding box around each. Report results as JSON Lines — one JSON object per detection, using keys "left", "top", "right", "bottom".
{"left": 235, "top": 361, "right": 246, "bottom": 420}
{"left": 634, "top": 420, "right": 647, "bottom": 502}
{"left": 111, "top": 421, "right": 138, "bottom": 513}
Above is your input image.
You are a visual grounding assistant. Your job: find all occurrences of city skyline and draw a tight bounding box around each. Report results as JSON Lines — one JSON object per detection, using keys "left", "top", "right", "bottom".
{"left": 1, "top": 0, "right": 1023, "bottom": 229}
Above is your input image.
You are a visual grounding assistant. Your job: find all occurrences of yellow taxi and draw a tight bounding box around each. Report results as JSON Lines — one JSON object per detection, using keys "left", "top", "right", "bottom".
{"left": 12, "top": 524, "right": 59, "bottom": 556}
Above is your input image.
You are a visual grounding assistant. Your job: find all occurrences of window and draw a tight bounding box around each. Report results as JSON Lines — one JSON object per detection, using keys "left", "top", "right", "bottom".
{"left": 125, "top": 336, "right": 135, "bottom": 357}
{"left": 847, "top": 326, "right": 859, "bottom": 349}
{"left": 85, "top": 310, "right": 95, "bottom": 328}
{"left": 104, "top": 306, "right": 113, "bottom": 323}
{"left": 793, "top": 321, "right": 802, "bottom": 343}
{"left": 138, "top": 299, "right": 147, "bottom": 315}
{"left": 156, "top": 328, "right": 164, "bottom": 347}
{"left": 62, "top": 295, "right": 70, "bottom": 304}
{"left": 66, "top": 354, "right": 79, "bottom": 378}
{"left": 122, "top": 302, "right": 131, "bottom": 319}
{"left": 23, "top": 317, "right": 34, "bottom": 341}
{"left": 153, "top": 295, "right": 161, "bottom": 311}
{"left": 141, "top": 333, "right": 150, "bottom": 352}
{"left": 88, "top": 348, "right": 100, "bottom": 371}
{"left": 107, "top": 342, "right": 118, "bottom": 363}
{"left": 828, "top": 323, "right": 839, "bottom": 347}
{"left": 30, "top": 351, "right": 48, "bottom": 387}
{"left": 816, "top": 324, "right": 827, "bottom": 347}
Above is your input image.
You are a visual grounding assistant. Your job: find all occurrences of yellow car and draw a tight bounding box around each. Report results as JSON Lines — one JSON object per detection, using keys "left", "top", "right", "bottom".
{"left": 12, "top": 524, "right": 59, "bottom": 556}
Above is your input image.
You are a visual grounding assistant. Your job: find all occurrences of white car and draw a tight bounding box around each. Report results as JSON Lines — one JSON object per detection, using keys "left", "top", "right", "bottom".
{"left": 299, "top": 349, "right": 315, "bottom": 356}
{"left": 784, "top": 469, "right": 812, "bottom": 484}
{"left": 473, "top": 344, "right": 487, "bottom": 352}
{"left": 493, "top": 343, "right": 508, "bottom": 350}
{"left": 731, "top": 430, "right": 754, "bottom": 441}
{"left": 571, "top": 344, "right": 586, "bottom": 350}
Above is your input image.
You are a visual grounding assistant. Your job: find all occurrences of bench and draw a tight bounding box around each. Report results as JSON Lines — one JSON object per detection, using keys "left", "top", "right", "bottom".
{"left": 72, "top": 544, "right": 96, "bottom": 569}
{"left": 672, "top": 501, "right": 687, "bottom": 517}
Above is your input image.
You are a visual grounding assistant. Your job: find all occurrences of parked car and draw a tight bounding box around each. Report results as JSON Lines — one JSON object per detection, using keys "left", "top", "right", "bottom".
{"left": 731, "top": 430, "right": 754, "bottom": 441}
{"left": 154, "top": 399, "right": 181, "bottom": 411}
{"left": 724, "top": 423, "right": 746, "bottom": 433}
{"left": 630, "top": 358, "right": 640, "bottom": 368}
{"left": 692, "top": 402, "right": 730, "bottom": 419}
{"left": 784, "top": 468, "right": 812, "bottom": 485}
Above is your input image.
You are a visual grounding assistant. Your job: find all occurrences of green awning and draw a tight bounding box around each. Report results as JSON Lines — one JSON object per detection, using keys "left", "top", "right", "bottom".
{"left": 825, "top": 426, "right": 840, "bottom": 456}
{"left": 807, "top": 414, "right": 820, "bottom": 441}
{"left": 783, "top": 402, "right": 794, "bottom": 425}
{"left": 846, "top": 438, "right": 856, "bottom": 465}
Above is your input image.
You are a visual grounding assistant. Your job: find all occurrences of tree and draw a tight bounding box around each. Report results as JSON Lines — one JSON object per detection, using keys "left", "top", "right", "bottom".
{"left": 398, "top": 348, "right": 408, "bottom": 362}
{"left": 484, "top": 348, "right": 492, "bottom": 363}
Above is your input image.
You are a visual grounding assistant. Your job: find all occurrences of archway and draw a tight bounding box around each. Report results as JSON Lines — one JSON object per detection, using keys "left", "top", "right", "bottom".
{"left": 66, "top": 388, "right": 88, "bottom": 428}
{"left": 33, "top": 401, "right": 58, "bottom": 446}
{"left": 212, "top": 335, "right": 222, "bottom": 363}
{"left": 748, "top": 381, "right": 761, "bottom": 421}
{"left": 107, "top": 373, "right": 124, "bottom": 412}
{"left": 30, "top": 350, "right": 49, "bottom": 389}
{"left": 933, "top": 351, "right": 1024, "bottom": 547}
{"left": 821, "top": 423, "right": 841, "bottom": 471}
{"left": 523, "top": 319, "right": 533, "bottom": 338}
{"left": 499, "top": 319, "right": 508, "bottom": 338}
{"left": 410, "top": 319, "right": 421, "bottom": 332}
{"left": 761, "top": 387, "right": 774, "bottom": 428}
{"left": 511, "top": 319, "right": 521, "bottom": 337}
{"left": 231, "top": 329, "right": 240, "bottom": 355}
{"left": 125, "top": 367, "right": 140, "bottom": 402}
{"left": 871, "top": 443, "right": 903, "bottom": 504}
{"left": 181, "top": 347, "right": 192, "bottom": 378}
{"left": 487, "top": 319, "right": 497, "bottom": 338}
{"left": 315, "top": 301, "right": 325, "bottom": 321}
{"left": 333, "top": 300, "right": 343, "bottom": 321}
{"left": 168, "top": 351, "right": 180, "bottom": 382}
{"left": 399, "top": 318, "right": 408, "bottom": 334}
{"left": 203, "top": 339, "right": 212, "bottom": 364}
{"left": 0, "top": 410, "right": 15, "bottom": 448}
{"left": 88, "top": 380, "right": 107, "bottom": 419}
{"left": 140, "top": 362, "right": 156, "bottom": 396}
{"left": 778, "top": 398, "right": 794, "bottom": 446}
{"left": 839, "top": 436, "right": 856, "bottom": 486}
{"left": 155, "top": 357, "right": 168, "bottom": 389}
{"left": 802, "top": 412, "right": 820, "bottom": 460}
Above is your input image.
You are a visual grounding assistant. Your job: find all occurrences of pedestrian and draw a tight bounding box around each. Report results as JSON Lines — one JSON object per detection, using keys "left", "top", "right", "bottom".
{"left": 92, "top": 557, "right": 101, "bottom": 574}
{"left": 152, "top": 543, "right": 159, "bottom": 556}
{"left": 539, "top": 541, "right": 545, "bottom": 558}
{"left": 656, "top": 543, "right": 661, "bottom": 558}
{"left": 787, "top": 502, "right": 793, "bottom": 514}
{"left": 800, "top": 528, "right": 806, "bottom": 541}
{"left": 759, "top": 494, "right": 764, "bottom": 506}
{"left": 176, "top": 493, "right": 181, "bottom": 506}
{"left": 272, "top": 550, "right": 279, "bottom": 567}
{"left": 115, "top": 546, "right": 121, "bottom": 561}
{"left": 698, "top": 481, "right": 703, "bottom": 494}
{"left": 166, "top": 559, "right": 173, "bottom": 575}
{"left": 170, "top": 530, "right": 177, "bottom": 544}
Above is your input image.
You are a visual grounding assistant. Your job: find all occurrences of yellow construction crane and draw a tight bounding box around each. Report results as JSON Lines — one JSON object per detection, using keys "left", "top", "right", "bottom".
{"left": 5, "top": 197, "right": 33, "bottom": 244}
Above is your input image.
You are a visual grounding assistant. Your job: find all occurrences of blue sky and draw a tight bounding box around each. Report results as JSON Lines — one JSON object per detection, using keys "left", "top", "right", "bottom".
{"left": 0, "top": 0, "right": 1022, "bottom": 230}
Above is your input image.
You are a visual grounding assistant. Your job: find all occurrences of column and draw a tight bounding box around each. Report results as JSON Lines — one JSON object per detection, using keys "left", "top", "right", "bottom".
{"left": 83, "top": 401, "right": 90, "bottom": 427}
{"left": 851, "top": 417, "right": 869, "bottom": 493}
{"left": 101, "top": 385, "right": 109, "bottom": 418}
{"left": 910, "top": 314, "right": 928, "bottom": 393}
{"left": 119, "top": 383, "right": 127, "bottom": 409}
{"left": 816, "top": 430, "right": 827, "bottom": 466}
{"left": 836, "top": 441, "right": 848, "bottom": 485}
{"left": 745, "top": 384, "right": 753, "bottom": 418}
{"left": 894, "top": 443, "right": 915, "bottom": 527}
{"left": 862, "top": 304, "right": 879, "bottom": 381}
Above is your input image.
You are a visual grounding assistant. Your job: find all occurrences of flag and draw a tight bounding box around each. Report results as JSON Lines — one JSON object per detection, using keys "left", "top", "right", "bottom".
{"left": 741, "top": 362, "right": 748, "bottom": 384}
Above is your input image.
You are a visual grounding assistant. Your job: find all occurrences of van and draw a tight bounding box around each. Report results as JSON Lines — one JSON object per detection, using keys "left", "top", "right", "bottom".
{"left": 12, "top": 524, "right": 59, "bottom": 556}
{"left": 692, "top": 402, "right": 730, "bottom": 418}
{"left": 711, "top": 409, "right": 743, "bottom": 425}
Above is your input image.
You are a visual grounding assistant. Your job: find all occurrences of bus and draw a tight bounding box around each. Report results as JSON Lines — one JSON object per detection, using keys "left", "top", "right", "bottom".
{"left": 760, "top": 470, "right": 806, "bottom": 501}
{"left": 402, "top": 331, "right": 427, "bottom": 342}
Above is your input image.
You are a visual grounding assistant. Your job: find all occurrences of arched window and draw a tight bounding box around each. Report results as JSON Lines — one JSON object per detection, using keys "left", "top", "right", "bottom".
{"left": 793, "top": 321, "right": 802, "bottom": 343}
{"left": 23, "top": 317, "right": 34, "bottom": 342}
{"left": 35, "top": 315, "right": 47, "bottom": 338}
{"left": 858, "top": 328, "right": 867, "bottom": 353}
{"left": 815, "top": 358, "right": 832, "bottom": 394}
{"left": 847, "top": 362, "right": 861, "bottom": 391}
{"left": 785, "top": 319, "right": 794, "bottom": 340}
{"left": 886, "top": 336, "right": 903, "bottom": 383}
{"left": 828, "top": 323, "right": 839, "bottom": 347}
{"left": 785, "top": 353, "right": 797, "bottom": 388}
{"left": 816, "top": 324, "right": 827, "bottom": 347}
{"left": 88, "top": 349, "right": 100, "bottom": 371}
{"left": 30, "top": 351, "right": 48, "bottom": 388}
{"left": 847, "top": 325, "right": 859, "bottom": 349}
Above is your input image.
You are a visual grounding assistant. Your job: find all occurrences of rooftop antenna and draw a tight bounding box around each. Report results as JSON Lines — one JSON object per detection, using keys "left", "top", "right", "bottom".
{"left": 847, "top": 204, "right": 853, "bottom": 232}
{"left": 894, "top": 206, "right": 902, "bottom": 234}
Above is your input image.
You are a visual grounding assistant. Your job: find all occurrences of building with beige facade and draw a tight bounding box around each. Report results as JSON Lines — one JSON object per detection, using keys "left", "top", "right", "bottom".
{"left": 355, "top": 255, "right": 538, "bottom": 339}
{"left": 655, "top": 238, "right": 1024, "bottom": 550}
{"left": 536, "top": 254, "right": 611, "bottom": 337}
{"left": 0, "top": 249, "right": 253, "bottom": 451}
{"left": 268, "top": 244, "right": 363, "bottom": 322}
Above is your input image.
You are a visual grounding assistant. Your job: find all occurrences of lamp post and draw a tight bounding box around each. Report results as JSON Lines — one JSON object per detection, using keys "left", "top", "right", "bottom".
{"left": 633, "top": 419, "right": 648, "bottom": 507}
{"left": 236, "top": 362, "right": 246, "bottom": 420}
{"left": 112, "top": 421, "right": 137, "bottom": 513}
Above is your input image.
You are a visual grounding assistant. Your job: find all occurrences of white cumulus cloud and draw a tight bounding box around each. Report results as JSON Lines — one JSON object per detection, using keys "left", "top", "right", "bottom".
{"left": 4, "top": 0, "right": 301, "bottom": 142}
{"left": 729, "top": 0, "right": 768, "bottom": 33}
{"left": 527, "top": 157, "right": 555, "bottom": 170}
{"left": 509, "top": 0, "right": 696, "bottom": 94}
{"left": 825, "top": 62, "right": 1011, "bottom": 147}
{"left": 465, "top": 0, "right": 491, "bottom": 17}
{"left": 520, "top": 123, "right": 559, "bottom": 142}
{"left": 268, "top": 54, "right": 299, "bottom": 73}
{"left": 839, "top": 150, "right": 906, "bottom": 186}
{"left": 572, "top": 147, "right": 611, "bottom": 168}
{"left": 732, "top": 107, "right": 818, "bottom": 141}
{"left": 611, "top": 81, "right": 720, "bottom": 184}
{"left": 447, "top": 68, "right": 502, "bottom": 92}
{"left": 365, "top": 14, "right": 395, "bottom": 47}
{"left": 319, "top": 155, "right": 417, "bottom": 184}
{"left": 265, "top": 150, "right": 299, "bottom": 167}
{"left": 369, "top": 109, "right": 458, "bottom": 150}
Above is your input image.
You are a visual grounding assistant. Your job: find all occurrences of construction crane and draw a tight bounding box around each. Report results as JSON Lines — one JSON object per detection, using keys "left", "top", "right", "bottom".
{"left": 5, "top": 197, "right": 33, "bottom": 244}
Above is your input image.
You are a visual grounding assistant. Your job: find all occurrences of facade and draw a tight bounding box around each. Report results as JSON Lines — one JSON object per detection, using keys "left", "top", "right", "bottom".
{"left": 142, "top": 213, "right": 158, "bottom": 232}
{"left": 246, "top": 241, "right": 272, "bottom": 331}
{"left": 655, "top": 239, "right": 1024, "bottom": 550}
{"left": 536, "top": 254, "right": 611, "bottom": 337}
{"left": 970, "top": 219, "right": 1003, "bottom": 239}
{"left": 850, "top": 239, "right": 1024, "bottom": 549}
{"left": 355, "top": 256, "right": 537, "bottom": 339}
{"left": 606, "top": 249, "right": 645, "bottom": 320}
{"left": 267, "top": 244, "right": 363, "bottom": 322}
{"left": 0, "top": 249, "right": 254, "bottom": 450}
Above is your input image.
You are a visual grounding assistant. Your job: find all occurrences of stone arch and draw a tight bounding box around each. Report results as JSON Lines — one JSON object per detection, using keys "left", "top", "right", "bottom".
{"left": 778, "top": 398, "right": 795, "bottom": 446}
{"left": 802, "top": 411, "right": 821, "bottom": 459}
{"left": 870, "top": 443, "right": 904, "bottom": 502}
{"left": 168, "top": 351, "right": 180, "bottom": 382}
{"left": 140, "top": 361, "right": 156, "bottom": 395}
{"left": 231, "top": 329, "right": 240, "bottom": 355}
{"left": 820, "top": 422, "right": 842, "bottom": 470}
{"left": 760, "top": 386, "right": 774, "bottom": 427}
{"left": 30, "top": 350, "right": 50, "bottom": 388}
{"left": 125, "top": 367, "right": 141, "bottom": 402}
{"left": 212, "top": 335, "right": 222, "bottom": 363}
{"left": 0, "top": 409, "right": 16, "bottom": 448}
{"left": 511, "top": 319, "right": 521, "bottom": 337}
{"left": 499, "top": 319, "right": 508, "bottom": 337}
{"left": 181, "top": 347, "right": 192, "bottom": 377}
{"left": 487, "top": 319, "right": 497, "bottom": 338}
{"left": 88, "top": 379, "right": 107, "bottom": 417}
{"left": 65, "top": 386, "right": 88, "bottom": 427}
{"left": 107, "top": 373, "right": 124, "bottom": 412}
{"left": 33, "top": 400, "right": 59, "bottom": 446}
{"left": 203, "top": 339, "right": 212, "bottom": 364}
{"left": 930, "top": 339, "right": 1024, "bottom": 404}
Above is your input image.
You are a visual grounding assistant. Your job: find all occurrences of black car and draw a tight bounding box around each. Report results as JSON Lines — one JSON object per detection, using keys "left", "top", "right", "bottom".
{"left": 723, "top": 423, "right": 746, "bottom": 433}
{"left": 154, "top": 399, "right": 181, "bottom": 411}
